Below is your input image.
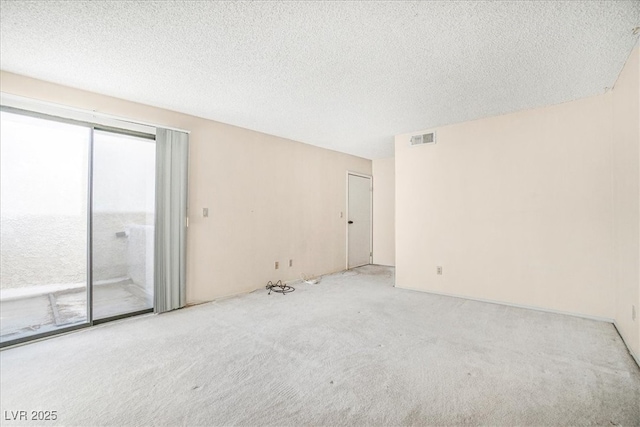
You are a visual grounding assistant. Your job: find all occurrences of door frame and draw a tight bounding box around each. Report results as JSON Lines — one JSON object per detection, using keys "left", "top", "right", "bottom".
{"left": 345, "top": 171, "right": 373, "bottom": 270}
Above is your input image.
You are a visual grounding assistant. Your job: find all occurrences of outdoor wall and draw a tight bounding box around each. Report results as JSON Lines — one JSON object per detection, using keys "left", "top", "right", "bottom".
{"left": 612, "top": 45, "right": 640, "bottom": 360}
{"left": 372, "top": 157, "right": 395, "bottom": 266}
{"left": 0, "top": 71, "right": 371, "bottom": 303}
{"left": 0, "top": 118, "right": 155, "bottom": 290}
{"left": 0, "top": 212, "right": 148, "bottom": 288}
{"left": 1, "top": 214, "right": 86, "bottom": 288}
{"left": 92, "top": 212, "right": 153, "bottom": 283}
{"left": 127, "top": 224, "right": 154, "bottom": 295}
{"left": 395, "top": 93, "right": 615, "bottom": 320}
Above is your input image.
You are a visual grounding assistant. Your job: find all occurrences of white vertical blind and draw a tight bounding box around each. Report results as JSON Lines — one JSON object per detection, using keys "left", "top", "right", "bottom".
{"left": 154, "top": 128, "right": 188, "bottom": 313}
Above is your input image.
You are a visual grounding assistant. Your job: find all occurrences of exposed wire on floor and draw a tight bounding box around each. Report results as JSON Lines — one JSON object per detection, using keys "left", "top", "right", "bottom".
{"left": 266, "top": 280, "right": 295, "bottom": 295}
{"left": 301, "top": 274, "right": 321, "bottom": 285}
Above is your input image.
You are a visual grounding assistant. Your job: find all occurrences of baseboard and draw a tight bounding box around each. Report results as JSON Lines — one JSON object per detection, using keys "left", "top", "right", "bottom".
{"left": 395, "top": 285, "right": 614, "bottom": 323}
{"left": 187, "top": 288, "right": 256, "bottom": 306}
{"left": 396, "top": 285, "right": 640, "bottom": 368}
{"left": 613, "top": 321, "right": 640, "bottom": 369}
{"left": 186, "top": 267, "right": 347, "bottom": 305}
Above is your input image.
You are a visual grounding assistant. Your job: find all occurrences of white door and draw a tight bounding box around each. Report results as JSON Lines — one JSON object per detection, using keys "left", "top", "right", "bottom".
{"left": 347, "top": 173, "right": 372, "bottom": 268}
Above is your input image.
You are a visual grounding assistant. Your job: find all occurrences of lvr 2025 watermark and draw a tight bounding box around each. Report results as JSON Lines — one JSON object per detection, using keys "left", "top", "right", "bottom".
{"left": 4, "top": 410, "right": 57, "bottom": 421}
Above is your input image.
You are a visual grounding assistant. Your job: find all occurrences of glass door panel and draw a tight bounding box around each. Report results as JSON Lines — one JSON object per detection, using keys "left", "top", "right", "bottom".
{"left": 92, "top": 130, "right": 155, "bottom": 320}
{"left": 0, "top": 111, "right": 90, "bottom": 343}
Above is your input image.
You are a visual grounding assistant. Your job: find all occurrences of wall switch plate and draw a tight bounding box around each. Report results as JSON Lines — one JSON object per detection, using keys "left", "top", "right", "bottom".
{"left": 436, "top": 266, "right": 443, "bottom": 275}
{"left": 289, "top": 259, "right": 293, "bottom": 267}
{"left": 203, "top": 208, "right": 209, "bottom": 217}
{"left": 275, "top": 261, "right": 279, "bottom": 270}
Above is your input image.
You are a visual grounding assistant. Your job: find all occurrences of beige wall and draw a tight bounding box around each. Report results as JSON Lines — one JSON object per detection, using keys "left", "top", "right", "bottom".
{"left": 395, "top": 93, "right": 615, "bottom": 320}
{"left": 0, "top": 71, "right": 371, "bottom": 304}
{"left": 612, "top": 46, "right": 640, "bottom": 359}
{"left": 372, "top": 157, "right": 395, "bottom": 266}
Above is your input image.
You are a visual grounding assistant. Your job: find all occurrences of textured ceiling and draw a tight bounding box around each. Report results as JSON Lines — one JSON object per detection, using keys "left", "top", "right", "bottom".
{"left": 1, "top": 1, "right": 639, "bottom": 159}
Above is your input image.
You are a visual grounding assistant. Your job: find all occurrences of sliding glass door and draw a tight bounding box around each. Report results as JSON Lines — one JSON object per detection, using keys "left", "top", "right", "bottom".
{"left": 92, "top": 130, "right": 155, "bottom": 320}
{"left": 0, "top": 109, "right": 155, "bottom": 345}
{"left": 0, "top": 111, "right": 90, "bottom": 343}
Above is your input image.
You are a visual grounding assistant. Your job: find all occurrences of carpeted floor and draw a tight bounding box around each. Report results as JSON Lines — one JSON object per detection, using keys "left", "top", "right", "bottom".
{"left": 1, "top": 265, "right": 639, "bottom": 426}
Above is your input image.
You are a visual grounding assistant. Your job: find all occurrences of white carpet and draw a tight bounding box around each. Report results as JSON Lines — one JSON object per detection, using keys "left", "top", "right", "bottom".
{"left": 1, "top": 265, "right": 639, "bottom": 426}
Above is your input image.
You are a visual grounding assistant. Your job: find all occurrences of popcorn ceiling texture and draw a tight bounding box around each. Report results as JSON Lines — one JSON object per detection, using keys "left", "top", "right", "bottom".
{"left": 0, "top": 1, "right": 638, "bottom": 159}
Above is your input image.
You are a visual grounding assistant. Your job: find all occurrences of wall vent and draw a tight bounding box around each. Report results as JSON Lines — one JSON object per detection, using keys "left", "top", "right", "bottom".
{"left": 410, "top": 132, "right": 436, "bottom": 146}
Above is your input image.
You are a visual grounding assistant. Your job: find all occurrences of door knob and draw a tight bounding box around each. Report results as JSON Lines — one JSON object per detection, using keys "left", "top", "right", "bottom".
{"left": 348, "top": 221, "right": 354, "bottom": 224}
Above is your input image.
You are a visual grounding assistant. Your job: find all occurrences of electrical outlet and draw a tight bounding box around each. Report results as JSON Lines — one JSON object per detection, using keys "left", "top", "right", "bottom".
{"left": 436, "top": 266, "right": 443, "bottom": 275}
{"left": 203, "top": 208, "right": 209, "bottom": 217}
{"left": 289, "top": 259, "right": 293, "bottom": 267}
{"left": 633, "top": 305, "right": 636, "bottom": 321}
{"left": 275, "top": 261, "right": 279, "bottom": 270}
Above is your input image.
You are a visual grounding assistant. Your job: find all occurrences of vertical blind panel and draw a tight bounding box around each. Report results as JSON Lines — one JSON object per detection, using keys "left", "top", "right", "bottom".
{"left": 154, "top": 128, "right": 188, "bottom": 313}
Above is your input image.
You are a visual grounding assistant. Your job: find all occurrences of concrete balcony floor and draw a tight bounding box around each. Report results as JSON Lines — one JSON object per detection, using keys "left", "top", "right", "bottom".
{"left": 0, "top": 279, "right": 152, "bottom": 343}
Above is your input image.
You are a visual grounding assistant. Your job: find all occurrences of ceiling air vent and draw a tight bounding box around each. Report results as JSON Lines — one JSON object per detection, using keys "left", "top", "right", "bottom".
{"left": 410, "top": 132, "right": 436, "bottom": 146}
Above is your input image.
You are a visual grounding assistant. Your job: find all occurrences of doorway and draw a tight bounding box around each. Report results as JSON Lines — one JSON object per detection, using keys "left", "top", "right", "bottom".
{"left": 347, "top": 172, "right": 372, "bottom": 269}
{"left": 0, "top": 108, "right": 155, "bottom": 346}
